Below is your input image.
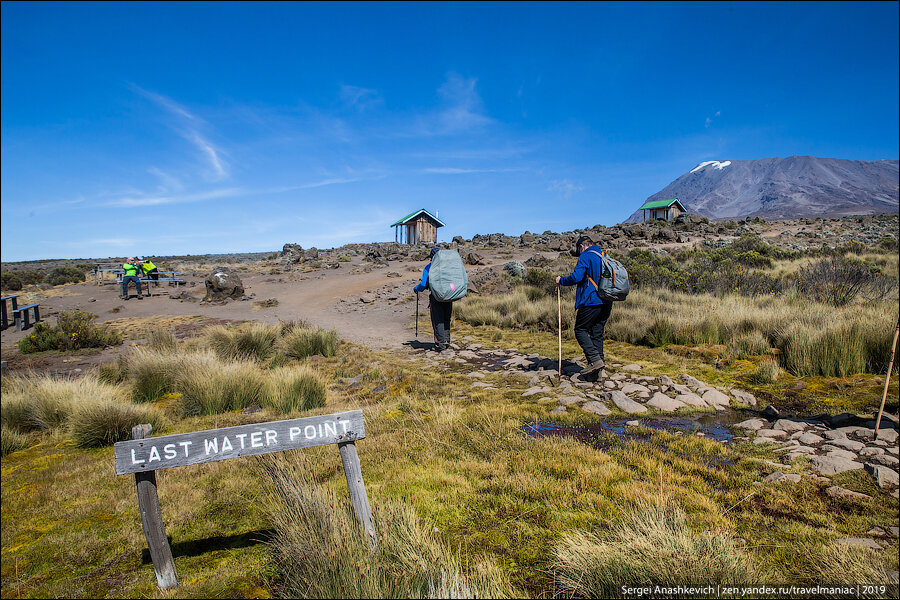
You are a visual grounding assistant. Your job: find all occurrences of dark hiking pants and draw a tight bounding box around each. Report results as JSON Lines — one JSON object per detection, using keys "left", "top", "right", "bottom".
{"left": 121, "top": 275, "right": 142, "bottom": 297}
{"left": 429, "top": 294, "right": 453, "bottom": 351}
{"left": 574, "top": 303, "right": 612, "bottom": 364}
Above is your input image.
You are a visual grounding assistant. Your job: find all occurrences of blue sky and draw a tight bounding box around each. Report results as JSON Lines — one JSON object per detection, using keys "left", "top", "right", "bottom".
{"left": 2, "top": 1, "right": 898, "bottom": 261}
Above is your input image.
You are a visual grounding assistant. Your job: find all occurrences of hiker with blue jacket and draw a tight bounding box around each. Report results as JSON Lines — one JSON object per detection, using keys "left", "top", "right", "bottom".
{"left": 414, "top": 247, "right": 453, "bottom": 352}
{"left": 556, "top": 235, "right": 612, "bottom": 376}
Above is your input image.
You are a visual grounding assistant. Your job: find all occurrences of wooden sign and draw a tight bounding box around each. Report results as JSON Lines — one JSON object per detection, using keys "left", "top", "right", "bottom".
{"left": 116, "top": 409, "right": 374, "bottom": 591}
{"left": 114, "top": 410, "right": 364, "bottom": 475}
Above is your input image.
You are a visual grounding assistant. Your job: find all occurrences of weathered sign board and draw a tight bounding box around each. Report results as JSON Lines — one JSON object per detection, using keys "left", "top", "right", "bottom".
{"left": 114, "top": 409, "right": 374, "bottom": 590}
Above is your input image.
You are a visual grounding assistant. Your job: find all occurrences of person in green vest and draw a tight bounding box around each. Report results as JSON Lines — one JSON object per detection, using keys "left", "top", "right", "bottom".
{"left": 137, "top": 257, "right": 159, "bottom": 281}
{"left": 121, "top": 258, "right": 144, "bottom": 300}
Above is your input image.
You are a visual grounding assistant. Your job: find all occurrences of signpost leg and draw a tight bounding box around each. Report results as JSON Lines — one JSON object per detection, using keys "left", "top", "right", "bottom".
{"left": 132, "top": 424, "right": 179, "bottom": 590}
{"left": 338, "top": 441, "right": 377, "bottom": 545}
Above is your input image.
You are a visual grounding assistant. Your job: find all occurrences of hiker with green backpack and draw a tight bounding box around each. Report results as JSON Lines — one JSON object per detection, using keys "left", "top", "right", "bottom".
{"left": 414, "top": 247, "right": 468, "bottom": 352}
{"left": 556, "top": 235, "right": 629, "bottom": 376}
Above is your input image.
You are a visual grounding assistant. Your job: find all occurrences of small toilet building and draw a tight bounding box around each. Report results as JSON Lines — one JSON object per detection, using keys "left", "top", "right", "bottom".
{"left": 637, "top": 198, "right": 686, "bottom": 221}
{"left": 391, "top": 209, "right": 445, "bottom": 244}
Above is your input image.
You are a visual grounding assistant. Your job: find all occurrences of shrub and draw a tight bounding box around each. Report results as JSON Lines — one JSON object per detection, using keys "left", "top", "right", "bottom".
{"left": 263, "top": 366, "right": 327, "bottom": 414}
{"left": 1, "top": 271, "right": 23, "bottom": 291}
{"left": 552, "top": 495, "right": 762, "bottom": 596}
{"left": 43, "top": 266, "right": 88, "bottom": 286}
{"left": 524, "top": 268, "right": 557, "bottom": 297}
{"left": 1, "top": 425, "right": 31, "bottom": 457}
{"left": 262, "top": 454, "right": 512, "bottom": 599}
{"left": 279, "top": 327, "right": 339, "bottom": 358}
{"left": 17, "top": 310, "right": 122, "bottom": 354}
{"left": 796, "top": 255, "right": 898, "bottom": 306}
{"left": 69, "top": 400, "right": 166, "bottom": 448}
{"left": 205, "top": 322, "right": 280, "bottom": 362}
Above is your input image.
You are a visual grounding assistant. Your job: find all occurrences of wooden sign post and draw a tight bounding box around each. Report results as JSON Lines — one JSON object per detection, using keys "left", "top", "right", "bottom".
{"left": 114, "top": 409, "right": 373, "bottom": 590}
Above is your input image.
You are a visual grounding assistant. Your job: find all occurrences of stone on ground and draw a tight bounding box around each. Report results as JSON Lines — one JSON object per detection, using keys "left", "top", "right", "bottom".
{"left": 674, "top": 393, "right": 706, "bottom": 407}
{"left": 809, "top": 455, "right": 864, "bottom": 475}
{"left": 646, "top": 392, "right": 686, "bottom": 412}
{"left": 680, "top": 373, "right": 704, "bottom": 387}
{"left": 825, "top": 486, "right": 871, "bottom": 500}
{"left": 730, "top": 388, "right": 757, "bottom": 406}
{"left": 735, "top": 418, "right": 768, "bottom": 431}
{"left": 836, "top": 538, "right": 883, "bottom": 550}
{"left": 621, "top": 383, "right": 651, "bottom": 395}
{"left": 756, "top": 429, "right": 788, "bottom": 439}
{"left": 765, "top": 472, "right": 802, "bottom": 484}
{"left": 581, "top": 401, "right": 611, "bottom": 416}
{"left": 608, "top": 390, "right": 647, "bottom": 414}
{"left": 866, "top": 464, "right": 899, "bottom": 489}
{"left": 621, "top": 364, "right": 642, "bottom": 372}
{"left": 701, "top": 388, "right": 731, "bottom": 409}
{"left": 773, "top": 419, "right": 807, "bottom": 433}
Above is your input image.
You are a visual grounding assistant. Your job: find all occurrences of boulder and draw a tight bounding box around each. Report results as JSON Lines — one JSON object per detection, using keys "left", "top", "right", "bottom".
{"left": 581, "top": 401, "right": 612, "bottom": 416}
{"left": 204, "top": 268, "right": 244, "bottom": 301}
{"left": 866, "top": 464, "right": 899, "bottom": 489}
{"left": 674, "top": 393, "right": 707, "bottom": 408}
{"left": 735, "top": 418, "right": 769, "bottom": 431}
{"left": 702, "top": 389, "right": 731, "bottom": 409}
{"left": 809, "top": 455, "right": 864, "bottom": 475}
{"left": 876, "top": 428, "right": 899, "bottom": 444}
{"left": 608, "top": 390, "right": 648, "bottom": 414}
{"left": 680, "top": 373, "right": 704, "bottom": 388}
{"left": 825, "top": 486, "right": 871, "bottom": 500}
{"left": 465, "top": 252, "right": 486, "bottom": 266}
{"left": 730, "top": 389, "right": 757, "bottom": 406}
{"left": 773, "top": 419, "right": 808, "bottom": 434}
{"left": 503, "top": 261, "right": 526, "bottom": 277}
{"left": 646, "top": 393, "right": 686, "bottom": 413}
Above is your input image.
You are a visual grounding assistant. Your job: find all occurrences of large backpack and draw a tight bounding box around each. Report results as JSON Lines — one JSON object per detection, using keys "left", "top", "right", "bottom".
{"left": 428, "top": 250, "right": 468, "bottom": 302}
{"left": 587, "top": 249, "right": 630, "bottom": 302}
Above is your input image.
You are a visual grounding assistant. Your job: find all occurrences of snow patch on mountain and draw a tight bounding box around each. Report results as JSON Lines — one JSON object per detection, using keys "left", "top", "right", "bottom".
{"left": 690, "top": 160, "right": 732, "bottom": 173}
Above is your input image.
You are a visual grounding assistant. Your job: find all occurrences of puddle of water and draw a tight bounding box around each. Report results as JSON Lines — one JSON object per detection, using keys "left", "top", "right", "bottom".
{"left": 523, "top": 410, "right": 753, "bottom": 449}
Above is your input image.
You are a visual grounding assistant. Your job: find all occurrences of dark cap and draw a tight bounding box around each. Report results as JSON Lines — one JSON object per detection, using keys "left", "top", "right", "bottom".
{"left": 575, "top": 235, "right": 593, "bottom": 248}
{"left": 429, "top": 247, "right": 440, "bottom": 260}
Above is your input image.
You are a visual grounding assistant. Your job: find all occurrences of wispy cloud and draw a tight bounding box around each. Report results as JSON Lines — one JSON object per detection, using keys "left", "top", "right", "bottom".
{"left": 339, "top": 85, "right": 381, "bottom": 111}
{"left": 705, "top": 110, "right": 721, "bottom": 128}
{"left": 548, "top": 179, "right": 583, "bottom": 199}
{"left": 105, "top": 187, "right": 244, "bottom": 207}
{"left": 147, "top": 167, "right": 184, "bottom": 192}
{"left": 421, "top": 167, "right": 524, "bottom": 175}
{"left": 133, "top": 85, "right": 230, "bottom": 179}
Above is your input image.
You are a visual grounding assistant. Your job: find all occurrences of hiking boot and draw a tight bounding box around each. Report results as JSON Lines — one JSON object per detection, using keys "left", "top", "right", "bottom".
{"left": 581, "top": 358, "right": 605, "bottom": 375}
{"left": 136, "top": 295, "right": 144, "bottom": 300}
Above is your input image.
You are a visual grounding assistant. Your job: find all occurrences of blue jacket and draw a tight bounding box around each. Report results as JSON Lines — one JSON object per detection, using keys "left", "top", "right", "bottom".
{"left": 559, "top": 245, "right": 608, "bottom": 308}
{"left": 413, "top": 264, "right": 431, "bottom": 293}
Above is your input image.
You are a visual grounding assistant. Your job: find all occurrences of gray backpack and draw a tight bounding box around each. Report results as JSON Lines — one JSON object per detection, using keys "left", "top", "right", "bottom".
{"left": 587, "top": 250, "right": 630, "bottom": 302}
{"left": 428, "top": 250, "right": 468, "bottom": 302}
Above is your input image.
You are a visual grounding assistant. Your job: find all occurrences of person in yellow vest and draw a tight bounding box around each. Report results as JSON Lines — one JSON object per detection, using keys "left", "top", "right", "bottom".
{"left": 137, "top": 257, "right": 159, "bottom": 281}
{"left": 121, "top": 258, "right": 144, "bottom": 300}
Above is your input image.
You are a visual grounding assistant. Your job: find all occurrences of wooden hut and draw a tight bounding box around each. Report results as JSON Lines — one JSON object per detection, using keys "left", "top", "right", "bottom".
{"left": 391, "top": 209, "right": 445, "bottom": 244}
{"left": 637, "top": 198, "right": 687, "bottom": 221}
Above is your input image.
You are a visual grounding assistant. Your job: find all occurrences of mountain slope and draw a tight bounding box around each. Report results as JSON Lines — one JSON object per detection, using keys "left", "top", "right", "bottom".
{"left": 626, "top": 156, "right": 899, "bottom": 222}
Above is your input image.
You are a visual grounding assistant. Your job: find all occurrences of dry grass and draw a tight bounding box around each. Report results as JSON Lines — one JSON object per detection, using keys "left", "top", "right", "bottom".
{"left": 0, "top": 374, "right": 122, "bottom": 432}
{"left": 262, "top": 366, "right": 327, "bottom": 414}
{"left": 1, "top": 424, "right": 31, "bottom": 457}
{"left": 552, "top": 495, "right": 763, "bottom": 595}
{"left": 278, "top": 325, "right": 340, "bottom": 358}
{"left": 68, "top": 399, "right": 167, "bottom": 448}
{"left": 174, "top": 352, "right": 266, "bottom": 416}
{"left": 205, "top": 322, "right": 280, "bottom": 362}
{"left": 455, "top": 287, "right": 574, "bottom": 331}
{"left": 262, "top": 452, "right": 513, "bottom": 599}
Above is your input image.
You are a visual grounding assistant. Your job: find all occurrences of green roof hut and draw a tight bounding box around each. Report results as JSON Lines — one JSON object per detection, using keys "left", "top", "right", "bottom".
{"left": 637, "top": 198, "right": 687, "bottom": 222}
{"left": 391, "top": 209, "right": 445, "bottom": 244}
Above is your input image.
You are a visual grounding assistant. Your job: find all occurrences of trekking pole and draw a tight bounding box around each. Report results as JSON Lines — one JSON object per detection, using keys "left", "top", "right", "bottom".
{"left": 875, "top": 317, "right": 900, "bottom": 433}
{"left": 415, "top": 292, "right": 419, "bottom": 337}
{"left": 557, "top": 285, "right": 562, "bottom": 383}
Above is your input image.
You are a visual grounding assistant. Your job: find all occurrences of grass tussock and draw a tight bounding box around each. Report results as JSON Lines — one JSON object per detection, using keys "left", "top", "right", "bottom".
{"left": 68, "top": 400, "right": 167, "bottom": 448}
{"left": 263, "top": 454, "right": 513, "bottom": 599}
{"left": 205, "top": 322, "right": 281, "bottom": 362}
{"left": 552, "top": 495, "right": 762, "bottom": 596}
{"left": 808, "top": 542, "right": 897, "bottom": 586}
{"left": 146, "top": 327, "right": 177, "bottom": 353}
{"left": 1, "top": 424, "right": 32, "bottom": 457}
{"left": 174, "top": 352, "right": 265, "bottom": 416}
{"left": 263, "top": 366, "right": 327, "bottom": 414}
{"left": 0, "top": 375, "right": 121, "bottom": 431}
{"left": 278, "top": 326, "right": 340, "bottom": 358}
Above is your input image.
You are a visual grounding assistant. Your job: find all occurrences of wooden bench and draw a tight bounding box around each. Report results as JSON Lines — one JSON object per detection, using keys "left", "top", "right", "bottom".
{"left": 13, "top": 303, "right": 41, "bottom": 331}
{"left": 1, "top": 294, "right": 19, "bottom": 330}
{"left": 95, "top": 263, "right": 125, "bottom": 286}
{"left": 140, "top": 272, "right": 184, "bottom": 296}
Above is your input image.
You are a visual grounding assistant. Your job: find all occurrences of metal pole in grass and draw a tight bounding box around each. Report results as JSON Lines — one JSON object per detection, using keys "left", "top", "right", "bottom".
{"left": 415, "top": 291, "right": 419, "bottom": 337}
{"left": 875, "top": 317, "right": 900, "bottom": 433}
{"left": 557, "top": 285, "right": 562, "bottom": 383}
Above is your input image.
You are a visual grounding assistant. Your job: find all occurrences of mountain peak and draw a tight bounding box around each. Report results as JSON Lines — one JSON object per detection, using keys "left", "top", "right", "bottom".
{"left": 627, "top": 156, "right": 898, "bottom": 222}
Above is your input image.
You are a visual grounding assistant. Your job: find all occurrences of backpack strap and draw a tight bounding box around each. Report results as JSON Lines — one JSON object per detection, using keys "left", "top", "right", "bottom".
{"left": 585, "top": 249, "right": 606, "bottom": 290}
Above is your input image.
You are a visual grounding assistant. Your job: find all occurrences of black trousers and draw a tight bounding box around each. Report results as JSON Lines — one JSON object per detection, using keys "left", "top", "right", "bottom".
{"left": 574, "top": 303, "right": 612, "bottom": 364}
{"left": 429, "top": 294, "right": 453, "bottom": 350}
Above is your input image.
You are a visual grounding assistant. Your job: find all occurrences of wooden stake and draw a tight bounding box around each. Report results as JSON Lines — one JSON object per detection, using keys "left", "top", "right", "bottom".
{"left": 131, "top": 424, "right": 178, "bottom": 590}
{"left": 557, "top": 285, "right": 562, "bottom": 382}
{"left": 875, "top": 318, "right": 900, "bottom": 433}
{"left": 338, "top": 441, "right": 378, "bottom": 546}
